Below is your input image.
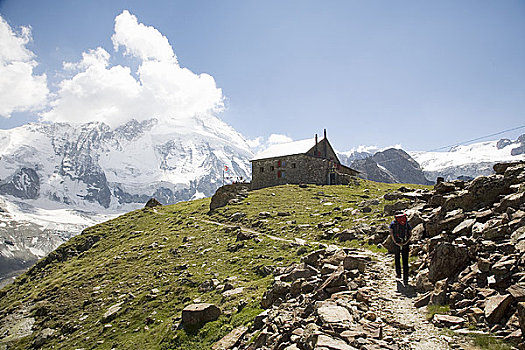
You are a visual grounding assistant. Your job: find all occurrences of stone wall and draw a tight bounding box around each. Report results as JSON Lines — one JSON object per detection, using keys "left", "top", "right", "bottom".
{"left": 251, "top": 154, "right": 357, "bottom": 190}
{"left": 305, "top": 138, "right": 339, "bottom": 161}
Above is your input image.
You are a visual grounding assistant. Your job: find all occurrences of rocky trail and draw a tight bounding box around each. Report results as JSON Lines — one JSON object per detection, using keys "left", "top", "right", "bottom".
{"left": 367, "top": 253, "right": 457, "bottom": 349}
{"left": 196, "top": 217, "right": 469, "bottom": 349}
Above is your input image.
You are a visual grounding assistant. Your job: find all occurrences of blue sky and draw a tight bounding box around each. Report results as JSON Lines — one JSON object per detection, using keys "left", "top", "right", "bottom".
{"left": 0, "top": 0, "right": 524, "bottom": 152}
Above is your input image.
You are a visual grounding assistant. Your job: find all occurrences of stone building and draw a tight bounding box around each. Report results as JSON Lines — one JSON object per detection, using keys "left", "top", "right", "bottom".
{"left": 251, "top": 130, "right": 359, "bottom": 189}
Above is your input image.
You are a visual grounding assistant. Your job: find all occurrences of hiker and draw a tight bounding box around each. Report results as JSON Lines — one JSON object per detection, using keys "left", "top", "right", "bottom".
{"left": 389, "top": 211, "right": 412, "bottom": 285}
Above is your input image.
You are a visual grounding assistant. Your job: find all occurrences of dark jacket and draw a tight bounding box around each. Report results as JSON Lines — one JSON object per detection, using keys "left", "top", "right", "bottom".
{"left": 389, "top": 221, "right": 412, "bottom": 245}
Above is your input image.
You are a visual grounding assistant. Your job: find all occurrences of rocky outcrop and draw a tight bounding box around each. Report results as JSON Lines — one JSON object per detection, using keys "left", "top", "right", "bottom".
{"left": 182, "top": 303, "right": 222, "bottom": 327}
{"left": 402, "top": 161, "right": 525, "bottom": 343}
{"left": 232, "top": 247, "right": 400, "bottom": 349}
{"left": 428, "top": 243, "right": 469, "bottom": 282}
{"left": 351, "top": 148, "right": 432, "bottom": 185}
{"left": 209, "top": 184, "right": 249, "bottom": 211}
{"left": 144, "top": 198, "right": 162, "bottom": 208}
{"left": 0, "top": 168, "right": 40, "bottom": 199}
{"left": 350, "top": 157, "right": 399, "bottom": 184}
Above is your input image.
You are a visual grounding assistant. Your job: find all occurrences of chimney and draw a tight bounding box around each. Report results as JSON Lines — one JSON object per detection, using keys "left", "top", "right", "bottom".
{"left": 315, "top": 134, "right": 318, "bottom": 156}
{"left": 323, "top": 129, "right": 327, "bottom": 157}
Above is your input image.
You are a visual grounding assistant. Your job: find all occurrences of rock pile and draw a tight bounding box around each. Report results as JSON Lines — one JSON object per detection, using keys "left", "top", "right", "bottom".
{"left": 399, "top": 161, "right": 525, "bottom": 345}
{"left": 232, "top": 161, "right": 525, "bottom": 348}
{"left": 228, "top": 246, "right": 404, "bottom": 350}
{"left": 212, "top": 161, "right": 525, "bottom": 349}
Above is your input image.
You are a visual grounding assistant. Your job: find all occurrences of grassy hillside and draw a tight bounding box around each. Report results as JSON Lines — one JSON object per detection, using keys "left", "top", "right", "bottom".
{"left": 0, "top": 180, "right": 428, "bottom": 349}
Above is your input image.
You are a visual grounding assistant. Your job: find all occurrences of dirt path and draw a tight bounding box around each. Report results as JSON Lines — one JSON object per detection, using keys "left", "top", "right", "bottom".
{"left": 364, "top": 252, "right": 457, "bottom": 349}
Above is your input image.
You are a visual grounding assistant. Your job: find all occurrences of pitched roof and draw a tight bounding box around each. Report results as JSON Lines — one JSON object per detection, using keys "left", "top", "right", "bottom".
{"left": 252, "top": 137, "right": 317, "bottom": 161}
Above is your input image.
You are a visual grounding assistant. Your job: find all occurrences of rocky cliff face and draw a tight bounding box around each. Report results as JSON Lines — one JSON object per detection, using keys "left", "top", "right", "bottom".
{"left": 0, "top": 168, "right": 40, "bottom": 200}
{"left": 0, "top": 118, "right": 253, "bottom": 283}
{"left": 0, "top": 118, "right": 252, "bottom": 209}
{"left": 350, "top": 148, "right": 432, "bottom": 185}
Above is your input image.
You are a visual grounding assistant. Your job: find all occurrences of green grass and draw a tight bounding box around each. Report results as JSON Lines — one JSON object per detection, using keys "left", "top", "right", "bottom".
{"left": 346, "top": 239, "right": 388, "bottom": 255}
{"left": 426, "top": 304, "right": 450, "bottom": 320}
{"left": 0, "top": 181, "right": 430, "bottom": 350}
{"left": 470, "top": 334, "right": 512, "bottom": 350}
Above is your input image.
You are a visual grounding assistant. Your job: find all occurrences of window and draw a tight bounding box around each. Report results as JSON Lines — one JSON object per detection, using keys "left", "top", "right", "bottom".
{"left": 270, "top": 166, "right": 275, "bottom": 171}
{"left": 292, "top": 163, "right": 296, "bottom": 169}
{"left": 278, "top": 171, "right": 286, "bottom": 179}
{"left": 277, "top": 160, "right": 281, "bottom": 167}
{"left": 282, "top": 161, "right": 286, "bottom": 167}
{"left": 260, "top": 167, "right": 264, "bottom": 173}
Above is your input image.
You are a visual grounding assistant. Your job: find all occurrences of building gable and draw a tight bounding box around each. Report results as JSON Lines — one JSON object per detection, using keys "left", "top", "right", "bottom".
{"left": 250, "top": 129, "right": 358, "bottom": 189}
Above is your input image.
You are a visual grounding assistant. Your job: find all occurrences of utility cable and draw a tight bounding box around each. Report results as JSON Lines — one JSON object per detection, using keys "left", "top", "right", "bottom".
{"left": 427, "top": 124, "right": 525, "bottom": 152}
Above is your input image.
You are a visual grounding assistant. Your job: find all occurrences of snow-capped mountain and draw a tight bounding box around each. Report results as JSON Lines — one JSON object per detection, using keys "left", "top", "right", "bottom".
{"left": 0, "top": 117, "right": 253, "bottom": 283}
{"left": 337, "top": 135, "right": 525, "bottom": 182}
{"left": 349, "top": 148, "right": 432, "bottom": 185}
{"left": 410, "top": 134, "right": 525, "bottom": 181}
{"left": 0, "top": 195, "right": 110, "bottom": 288}
{"left": 337, "top": 146, "right": 381, "bottom": 166}
{"left": 0, "top": 117, "right": 252, "bottom": 209}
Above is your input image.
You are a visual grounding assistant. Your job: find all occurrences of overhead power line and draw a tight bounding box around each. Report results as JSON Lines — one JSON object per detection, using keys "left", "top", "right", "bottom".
{"left": 428, "top": 124, "right": 525, "bottom": 152}
{"left": 342, "top": 124, "right": 525, "bottom": 168}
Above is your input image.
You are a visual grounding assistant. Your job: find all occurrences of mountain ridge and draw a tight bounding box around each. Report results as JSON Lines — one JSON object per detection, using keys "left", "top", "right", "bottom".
{"left": 0, "top": 117, "right": 253, "bottom": 283}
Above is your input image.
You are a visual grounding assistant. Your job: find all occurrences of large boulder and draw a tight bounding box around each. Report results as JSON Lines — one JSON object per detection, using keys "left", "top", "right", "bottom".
{"left": 210, "top": 184, "right": 249, "bottom": 211}
{"left": 428, "top": 243, "right": 469, "bottom": 282}
{"left": 484, "top": 294, "right": 513, "bottom": 324}
{"left": 440, "top": 175, "right": 510, "bottom": 212}
{"left": 495, "top": 192, "right": 525, "bottom": 213}
{"left": 261, "top": 281, "right": 290, "bottom": 308}
{"left": 182, "top": 303, "right": 222, "bottom": 327}
{"left": 464, "top": 175, "right": 511, "bottom": 210}
{"left": 145, "top": 197, "right": 162, "bottom": 208}
{"left": 425, "top": 209, "right": 465, "bottom": 238}
{"left": 508, "top": 283, "right": 525, "bottom": 302}
{"left": 315, "top": 301, "right": 354, "bottom": 328}
{"left": 518, "top": 302, "right": 525, "bottom": 335}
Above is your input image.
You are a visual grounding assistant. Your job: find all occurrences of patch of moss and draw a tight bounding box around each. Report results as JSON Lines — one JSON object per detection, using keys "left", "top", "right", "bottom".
{"left": 426, "top": 304, "right": 450, "bottom": 321}
{"left": 470, "top": 334, "right": 512, "bottom": 350}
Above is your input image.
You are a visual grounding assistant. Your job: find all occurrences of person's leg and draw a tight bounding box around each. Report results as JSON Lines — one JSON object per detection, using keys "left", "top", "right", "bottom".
{"left": 394, "top": 245, "right": 401, "bottom": 278}
{"left": 402, "top": 244, "right": 410, "bottom": 284}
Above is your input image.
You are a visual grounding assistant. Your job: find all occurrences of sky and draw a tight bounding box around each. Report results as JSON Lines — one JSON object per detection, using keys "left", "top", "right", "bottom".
{"left": 0, "top": 0, "right": 524, "bottom": 152}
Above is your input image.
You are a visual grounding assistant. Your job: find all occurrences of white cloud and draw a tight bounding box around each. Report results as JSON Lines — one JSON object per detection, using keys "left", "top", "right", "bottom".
{"left": 111, "top": 10, "right": 177, "bottom": 63}
{"left": 43, "top": 47, "right": 142, "bottom": 126}
{"left": 0, "top": 16, "right": 49, "bottom": 118}
{"left": 246, "top": 133, "right": 294, "bottom": 154}
{"left": 268, "top": 134, "right": 293, "bottom": 145}
{"left": 42, "top": 10, "right": 224, "bottom": 128}
{"left": 112, "top": 10, "right": 176, "bottom": 62}
{"left": 246, "top": 137, "right": 262, "bottom": 149}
